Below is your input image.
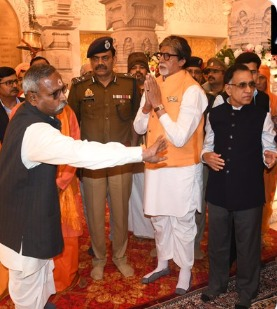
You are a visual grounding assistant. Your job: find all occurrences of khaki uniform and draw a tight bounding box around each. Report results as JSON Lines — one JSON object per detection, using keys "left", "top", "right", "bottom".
{"left": 68, "top": 73, "right": 140, "bottom": 264}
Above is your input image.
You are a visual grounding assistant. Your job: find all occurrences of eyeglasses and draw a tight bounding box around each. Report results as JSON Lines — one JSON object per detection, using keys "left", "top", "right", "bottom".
{"left": 204, "top": 68, "right": 224, "bottom": 74}
{"left": 0, "top": 79, "right": 19, "bottom": 86}
{"left": 31, "top": 84, "right": 68, "bottom": 100}
{"left": 155, "top": 52, "right": 179, "bottom": 61}
{"left": 186, "top": 69, "right": 202, "bottom": 75}
{"left": 50, "top": 84, "right": 68, "bottom": 100}
{"left": 228, "top": 81, "right": 256, "bottom": 89}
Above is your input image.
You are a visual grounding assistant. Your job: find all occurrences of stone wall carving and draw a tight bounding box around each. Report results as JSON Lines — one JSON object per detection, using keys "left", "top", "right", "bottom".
{"left": 100, "top": 0, "right": 163, "bottom": 72}
{"left": 4, "top": 0, "right": 229, "bottom": 77}
{"left": 101, "top": 0, "right": 163, "bottom": 30}
{"left": 71, "top": 0, "right": 104, "bottom": 16}
{"left": 228, "top": 0, "right": 272, "bottom": 49}
{"left": 165, "top": 0, "right": 225, "bottom": 25}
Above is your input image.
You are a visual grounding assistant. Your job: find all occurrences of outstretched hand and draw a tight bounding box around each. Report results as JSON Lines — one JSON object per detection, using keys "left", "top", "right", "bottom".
{"left": 142, "top": 135, "right": 167, "bottom": 163}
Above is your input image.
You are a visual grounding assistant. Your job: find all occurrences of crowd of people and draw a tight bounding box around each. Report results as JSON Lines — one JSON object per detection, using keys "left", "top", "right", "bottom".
{"left": 0, "top": 34, "right": 276, "bottom": 309}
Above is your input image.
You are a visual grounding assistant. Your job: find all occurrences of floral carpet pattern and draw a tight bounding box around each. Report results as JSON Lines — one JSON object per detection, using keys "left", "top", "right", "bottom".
{"left": 0, "top": 214, "right": 277, "bottom": 309}
{"left": 145, "top": 261, "right": 277, "bottom": 309}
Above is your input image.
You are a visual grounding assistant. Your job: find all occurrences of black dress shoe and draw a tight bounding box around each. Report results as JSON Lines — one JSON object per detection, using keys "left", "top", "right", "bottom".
{"left": 175, "top": 288, "right": 187, "bottom": 295}
{"left": 141, "top": 267, "right": 170, "bottom": 284}
{"left": 201, "top": 293, "right": 216, "bottom": 302}
{"left": 235, "top": 304, "right": 249, "bottom": 309}
{"left": 175, "top": 273, "right": 192, "bottom": 295}
{"left": 44, "top": 303, "right": 56, "bottom": 309}
{"left": 88, "top": 246, "right": 94, "bottom": 256}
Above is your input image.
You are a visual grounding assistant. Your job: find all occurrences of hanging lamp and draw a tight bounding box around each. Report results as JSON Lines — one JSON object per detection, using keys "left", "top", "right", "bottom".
{"left": 17, "top": 0, "right": 43, "bottom": 58}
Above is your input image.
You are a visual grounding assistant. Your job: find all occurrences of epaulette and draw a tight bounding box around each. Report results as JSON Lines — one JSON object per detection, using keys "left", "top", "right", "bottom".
{"left": 116, "top": 73, "right": 135, "bottom": 79}
{"left": 71, "top": 72, "right": 92, "bottom": 85}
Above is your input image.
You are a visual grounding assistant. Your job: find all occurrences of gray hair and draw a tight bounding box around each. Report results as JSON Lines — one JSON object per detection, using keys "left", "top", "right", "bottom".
{"left": 23, "top": 64, "right": 57, "bottom": 94}
{"left": 159, "top": 35, "right": 191, "bottom": 68}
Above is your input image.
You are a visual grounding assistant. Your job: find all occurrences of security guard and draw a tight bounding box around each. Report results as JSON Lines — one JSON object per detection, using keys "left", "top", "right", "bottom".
{"left": 68, "top": 36, "right": 140, "bottom": 281}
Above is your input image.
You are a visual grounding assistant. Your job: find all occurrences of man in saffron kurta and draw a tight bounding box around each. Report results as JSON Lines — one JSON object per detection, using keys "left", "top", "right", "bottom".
{"left": 134, "top": 35, "right": 207, "bottom": 294}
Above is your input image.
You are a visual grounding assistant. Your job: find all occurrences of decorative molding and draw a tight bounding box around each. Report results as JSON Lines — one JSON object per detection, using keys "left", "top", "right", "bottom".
{"left": 8, "top": 0, "right": 29, "bottom": 31}
{"left": 100, "top": 0, "right": 163, "bottom": 30}
{"left": 71, "top": 0, "right": 105, "bottom": 17}
{"left": 99, "top": 0, "right": 163, "bottom": 72}
{"left": 165, "top": 0, "right": 226, "bottom": 25}
{"left": 222, "top": 0, "right": 233, "bottom": 16}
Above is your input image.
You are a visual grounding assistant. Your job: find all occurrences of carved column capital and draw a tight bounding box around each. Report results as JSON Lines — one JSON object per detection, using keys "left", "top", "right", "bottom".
{"left": 100, "top": 0, "right": 164, "bottom": 30}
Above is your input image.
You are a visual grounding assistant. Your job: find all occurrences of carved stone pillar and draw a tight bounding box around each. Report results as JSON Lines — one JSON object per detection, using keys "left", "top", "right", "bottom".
{"left": 100, "top": 0, "right": 164, "bottom": 72}
{"left": 34, "top": 0, "right": 81, "bottom": 84}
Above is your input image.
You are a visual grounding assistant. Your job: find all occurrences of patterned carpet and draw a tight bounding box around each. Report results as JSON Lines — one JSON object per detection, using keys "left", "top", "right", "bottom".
{"left": 145, "top": 261, "right": 277, "bottom": 309}
{"left": 0, "top": 213, "right": 277, "bottom": 308}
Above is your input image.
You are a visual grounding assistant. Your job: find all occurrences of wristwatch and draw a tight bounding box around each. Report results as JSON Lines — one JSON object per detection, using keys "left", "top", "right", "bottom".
{"left": 154, "top": 104, "right": 164, "bottom": 112}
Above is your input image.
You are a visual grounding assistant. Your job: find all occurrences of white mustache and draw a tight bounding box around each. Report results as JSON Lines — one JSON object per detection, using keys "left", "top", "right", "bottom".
{"left": 55, "top": 101, "right": 67, "bottom": 112}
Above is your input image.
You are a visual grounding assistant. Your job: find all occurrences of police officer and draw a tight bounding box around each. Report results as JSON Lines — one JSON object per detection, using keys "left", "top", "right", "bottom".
{"left": 202, "top": 57, "right": 227, "bottom": 97}
{"left": 68, "top": 36, "right": 140, "bottom": 281}
{"left": 184, "top": 56, "right": 204, "bottom": 84}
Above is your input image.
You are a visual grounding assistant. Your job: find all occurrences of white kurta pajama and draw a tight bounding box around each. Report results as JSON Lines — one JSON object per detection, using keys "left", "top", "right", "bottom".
{"left": 0, "top": 122, "right": 145, "bottom": 309}
{"left": 134, "top": 81, "right": 207, "bottom": 284}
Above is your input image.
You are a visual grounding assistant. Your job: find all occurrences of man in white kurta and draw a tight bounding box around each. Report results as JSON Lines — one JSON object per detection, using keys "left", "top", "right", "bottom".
{"left": 0, "top": 64, "right": 167, "bottom": 309}
{"left": 134, "top": 35, "right": 207, "bottom": 294}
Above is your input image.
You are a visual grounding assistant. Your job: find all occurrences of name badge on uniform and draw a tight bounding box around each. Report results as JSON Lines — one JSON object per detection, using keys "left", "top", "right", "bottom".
{"left": 167, "top": 96, "right": 178, "bottom": 102}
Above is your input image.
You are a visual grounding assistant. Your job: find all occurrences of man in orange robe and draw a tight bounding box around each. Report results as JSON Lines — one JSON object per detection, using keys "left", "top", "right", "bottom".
{"left": 53, "top": 104, "right": 85, "bottom": 292}
{"left": 257, "top": 65, "right": 277, "bottom": 237}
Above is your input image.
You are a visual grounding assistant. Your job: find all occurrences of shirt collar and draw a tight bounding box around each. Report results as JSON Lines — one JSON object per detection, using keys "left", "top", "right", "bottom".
{"left": 0, "top": 97, "right": 21, "bottom": 116}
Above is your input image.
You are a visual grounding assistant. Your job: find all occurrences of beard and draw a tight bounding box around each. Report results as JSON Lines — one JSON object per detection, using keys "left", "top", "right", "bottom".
{"left": 158, "top": 65, "right": 169, "bottom": 77}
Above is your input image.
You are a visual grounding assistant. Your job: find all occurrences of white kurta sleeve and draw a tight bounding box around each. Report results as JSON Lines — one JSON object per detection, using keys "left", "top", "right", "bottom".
{"left": 201, "top": 113, "right": 215, "bottom": 163}
{"left": 21, "top": 123, "right": 143, "bottom": 169}
{"left": 133, "top": 93, "right": 150, "bottom": 135}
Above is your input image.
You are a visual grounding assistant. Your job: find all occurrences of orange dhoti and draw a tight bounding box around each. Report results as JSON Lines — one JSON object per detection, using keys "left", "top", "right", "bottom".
{"left": 53, "top": 237, "right": 79, "bottom": 292}
{"left": 53, "top": 105, "right": 83, "bottom": 293}
{"left": 262, "top": 164, "right": 277, "bottom": 234}
{"left": 0, "top": 263, "right": 9, "bottom": 300}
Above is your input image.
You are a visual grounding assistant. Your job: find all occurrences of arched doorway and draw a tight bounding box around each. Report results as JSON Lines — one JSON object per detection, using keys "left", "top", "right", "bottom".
{"left": 0, "top": 0, "right": 22, "bottom": 68}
